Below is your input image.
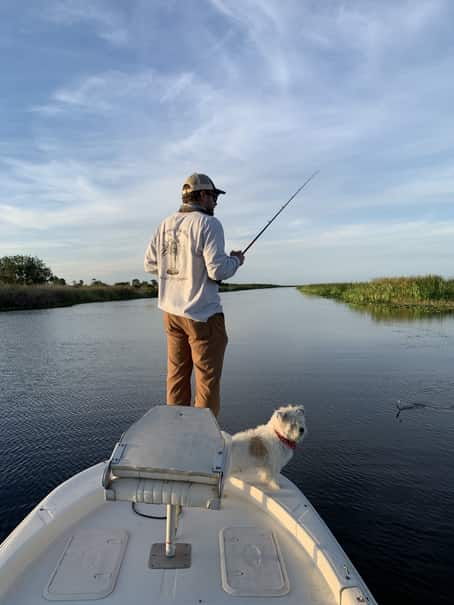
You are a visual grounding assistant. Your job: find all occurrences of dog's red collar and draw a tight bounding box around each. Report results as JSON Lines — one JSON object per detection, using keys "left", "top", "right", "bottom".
{"left": 275, "top": 430, "right": 297, "bottom": 450}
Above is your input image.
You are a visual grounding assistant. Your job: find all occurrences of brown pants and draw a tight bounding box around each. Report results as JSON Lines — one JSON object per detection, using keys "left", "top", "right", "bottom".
{"left": 163, "top": 312, "right": 228, "bottom": 417}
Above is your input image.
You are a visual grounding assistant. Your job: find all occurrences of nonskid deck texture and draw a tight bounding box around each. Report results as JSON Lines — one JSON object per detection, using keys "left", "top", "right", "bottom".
{"left": 0, "top": 463, "right": 375, "bottom": 605}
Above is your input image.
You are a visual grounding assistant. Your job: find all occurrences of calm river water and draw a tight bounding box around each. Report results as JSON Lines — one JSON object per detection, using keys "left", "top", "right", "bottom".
{"left": 1, "top": 288, "right": 453, "bottom": 604}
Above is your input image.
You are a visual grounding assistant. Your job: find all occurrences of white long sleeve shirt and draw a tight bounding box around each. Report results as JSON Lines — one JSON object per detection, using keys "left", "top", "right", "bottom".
{"left": 144, "top": 210, "right": 240, "bottom": 321}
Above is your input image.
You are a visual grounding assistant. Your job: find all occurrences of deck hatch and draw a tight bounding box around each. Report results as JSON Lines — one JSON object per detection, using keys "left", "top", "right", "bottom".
{"left": 219, "top": 526, "right": 289, "bottom": 597}
{"left": 44, "top": 529, "right": 128, "bottom": 601}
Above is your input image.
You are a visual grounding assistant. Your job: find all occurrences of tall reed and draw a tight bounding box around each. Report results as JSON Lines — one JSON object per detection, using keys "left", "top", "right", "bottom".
{"left": 298, "top": 276, "right": 454, "bottom": 308}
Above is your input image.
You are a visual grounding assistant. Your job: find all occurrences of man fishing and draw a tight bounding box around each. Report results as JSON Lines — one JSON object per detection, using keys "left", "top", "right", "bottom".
{"left": 144, "top": 173, "right": 244, "bottom": 417}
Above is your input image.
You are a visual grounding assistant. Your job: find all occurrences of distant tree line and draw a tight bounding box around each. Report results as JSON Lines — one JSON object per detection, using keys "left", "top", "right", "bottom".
{"left": 0, "top": 255, "right": 60, "bottom": 285}
{"left": 0, "top": 255, "right": 156, "bottom": 288}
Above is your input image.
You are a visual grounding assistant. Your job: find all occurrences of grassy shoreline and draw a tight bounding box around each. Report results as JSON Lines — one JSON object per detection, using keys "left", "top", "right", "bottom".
{"left": 298, "top": 276, "right": 454, "bottom": 312}
{"left": 0, "top": 283, "right": 282, "bottom": 312}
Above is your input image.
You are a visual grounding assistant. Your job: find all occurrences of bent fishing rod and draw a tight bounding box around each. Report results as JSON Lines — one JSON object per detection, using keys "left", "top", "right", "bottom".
{"left": 242, "top": 170, "right": 319, "bottom": 254}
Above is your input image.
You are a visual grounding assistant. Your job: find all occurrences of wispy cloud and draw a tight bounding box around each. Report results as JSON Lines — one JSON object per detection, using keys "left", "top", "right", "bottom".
{"left": 0, "top": 201, "right": 120, "bottom": 230}
{"left": 32, "top": 70, "right": 155, "bottom": 115}
{"left": 46, "top": 0, "right": 129, "bottom": 46}
{"left": 301, "top": 220, "right": 454, "bottom": 249}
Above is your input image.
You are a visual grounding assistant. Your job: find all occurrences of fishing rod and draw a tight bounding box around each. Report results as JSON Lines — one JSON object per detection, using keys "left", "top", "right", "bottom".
{"left": 242, "top": 170, "right": 319, "bottom": 254}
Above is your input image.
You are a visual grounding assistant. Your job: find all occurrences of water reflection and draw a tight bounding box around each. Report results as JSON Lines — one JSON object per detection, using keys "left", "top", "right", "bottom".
{"left": 347, "top": 302, "right": 454, "bottom": 323}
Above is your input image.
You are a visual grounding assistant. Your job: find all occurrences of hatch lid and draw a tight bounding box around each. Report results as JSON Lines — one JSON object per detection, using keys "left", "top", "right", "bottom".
{"left": 44, "top": 529, "right": 128, "bottom": 601}
{"left": 219, "top": 526, "right": 290, "bottom": 597}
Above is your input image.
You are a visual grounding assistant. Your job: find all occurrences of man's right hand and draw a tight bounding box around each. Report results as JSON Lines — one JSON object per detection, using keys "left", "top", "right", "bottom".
{"left": 230, "top": 250, "right": 245, "bottom": 266}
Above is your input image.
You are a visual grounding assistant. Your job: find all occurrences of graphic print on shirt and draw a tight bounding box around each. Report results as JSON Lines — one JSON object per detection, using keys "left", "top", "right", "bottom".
{"left": 162, "top": 228, "right": 187, "bottom": 277}
{"left": 166, "top": 236, "right": 179, "bottom": 275}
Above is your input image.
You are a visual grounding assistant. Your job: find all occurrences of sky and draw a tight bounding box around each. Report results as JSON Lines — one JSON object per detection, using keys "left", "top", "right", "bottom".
{"left": 1, "top": 0, "right": 453, "bottom": 285}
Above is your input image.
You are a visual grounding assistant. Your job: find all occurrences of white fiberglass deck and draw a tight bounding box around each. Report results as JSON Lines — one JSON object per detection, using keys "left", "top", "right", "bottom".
{"left": 0, "top": 462, "right": 375, "bottom": 605}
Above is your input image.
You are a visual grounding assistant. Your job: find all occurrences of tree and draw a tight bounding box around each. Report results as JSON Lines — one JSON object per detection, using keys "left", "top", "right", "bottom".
{"left": 0, "top": 255, "right": 53, "bottom": 285}
{"left": 50, "top": 276, "right": 66, "bottom": 286}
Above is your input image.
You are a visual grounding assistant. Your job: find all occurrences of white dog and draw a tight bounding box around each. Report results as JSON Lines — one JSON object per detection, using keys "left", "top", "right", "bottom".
{"left": 229, "top": 405, "right": 307, "bottom": 490}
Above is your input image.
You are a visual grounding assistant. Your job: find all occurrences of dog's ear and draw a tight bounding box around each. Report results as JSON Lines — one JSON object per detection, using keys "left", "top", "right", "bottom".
{"left": 275, "top": 409, "right": 288, "bottom": 421}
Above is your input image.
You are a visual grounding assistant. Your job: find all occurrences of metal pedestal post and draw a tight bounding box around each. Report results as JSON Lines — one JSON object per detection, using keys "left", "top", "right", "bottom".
{"left": 149, "top": 504, "right": 191, "bottom": 569}
{"left": 165, "top": 504, "right": 177, "bottom": 557}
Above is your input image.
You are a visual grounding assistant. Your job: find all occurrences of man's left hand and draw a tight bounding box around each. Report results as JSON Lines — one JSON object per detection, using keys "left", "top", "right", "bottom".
{"left": 230, "top": 250, "right": 245, "bottom": 266}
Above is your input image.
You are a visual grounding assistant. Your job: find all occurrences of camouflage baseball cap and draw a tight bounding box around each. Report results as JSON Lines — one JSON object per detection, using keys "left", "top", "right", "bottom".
{"left": 182, "top": 173, "right": 226, "bottom": 196}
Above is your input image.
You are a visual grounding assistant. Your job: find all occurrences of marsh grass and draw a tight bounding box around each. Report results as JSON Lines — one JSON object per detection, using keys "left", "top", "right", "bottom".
{"left": 0, "top": 284, "right": 157, "bottom": 312}
{"left": 298, "top": 275, "right": 454, "bottom": 311}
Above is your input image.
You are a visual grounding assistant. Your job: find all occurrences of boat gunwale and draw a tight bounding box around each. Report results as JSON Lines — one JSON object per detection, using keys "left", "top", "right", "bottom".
{"left": 227, "top": 476, "right": 377, "bottom": 605}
